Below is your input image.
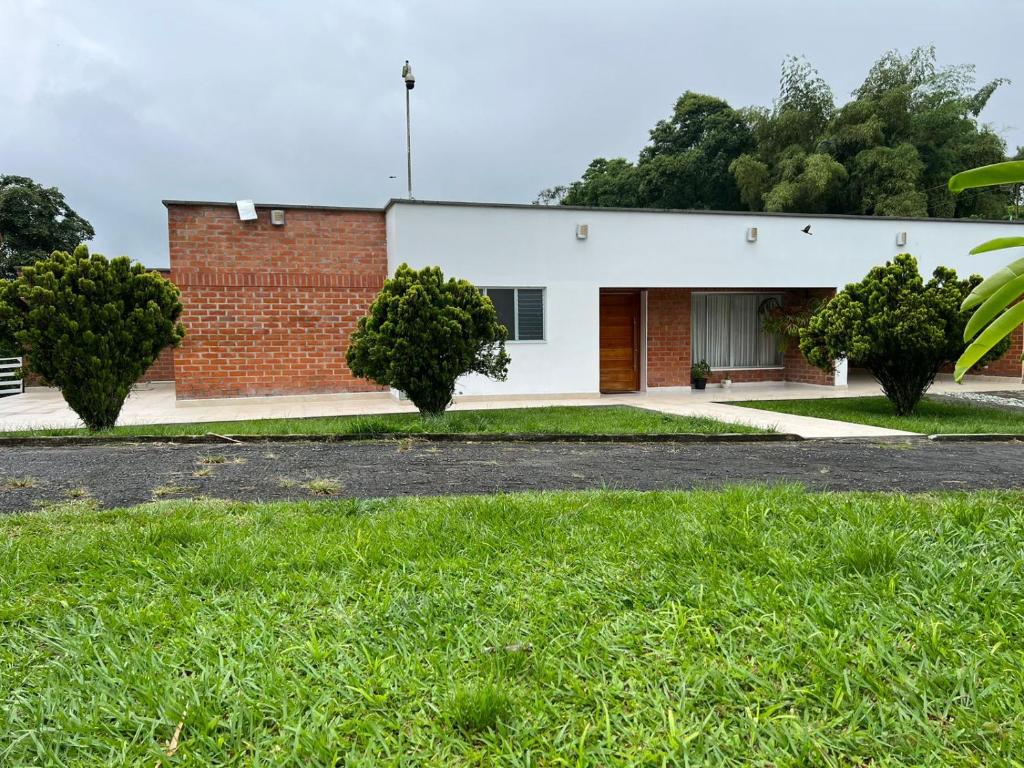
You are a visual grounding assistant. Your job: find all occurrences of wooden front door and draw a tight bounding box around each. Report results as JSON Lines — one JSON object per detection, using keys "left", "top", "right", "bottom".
{"left": 600, "top": 291, "right": 641, "bottom": 393}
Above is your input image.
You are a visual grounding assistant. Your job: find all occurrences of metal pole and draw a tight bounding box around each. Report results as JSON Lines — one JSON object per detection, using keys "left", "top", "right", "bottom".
{"left": 405, "top": 87, "right": 413, "bottom": 199}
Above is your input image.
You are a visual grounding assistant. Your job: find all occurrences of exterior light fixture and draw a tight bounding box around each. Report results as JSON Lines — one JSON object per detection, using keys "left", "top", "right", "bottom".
{"left": 270, "top": 209, "right": 285, "bottom": 226}
{"left": 576, "top": 224, "right": 589, "bottom": 240}
{"left": 896, "top": 231, "right": 908, "bottom": 247}
{"left": 402, "top": 60, "right": 416, "bottom": 199}
{"left": 236, "top": 200, "right": 257, "bottom": 221}
{"left": 746, "top": 227, "right": 758, "bottom": 243}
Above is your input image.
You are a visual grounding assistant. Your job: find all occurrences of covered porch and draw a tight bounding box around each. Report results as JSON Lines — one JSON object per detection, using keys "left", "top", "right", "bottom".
{"left": 599, "top": 287, "right": 838, "bottom": 394}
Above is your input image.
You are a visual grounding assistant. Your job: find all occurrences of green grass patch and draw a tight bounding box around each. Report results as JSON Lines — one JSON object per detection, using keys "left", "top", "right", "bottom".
{"left": 3, "top": 488, "right": 1024, "bottom": 763}
{"left": 2, "top": 405, "right": 763, "bottom": 438}
{"left": 735, "top": 395, "right": 1024, "bottom": 434}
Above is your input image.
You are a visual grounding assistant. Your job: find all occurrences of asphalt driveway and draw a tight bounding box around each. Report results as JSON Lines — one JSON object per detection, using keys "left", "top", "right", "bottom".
{"left": 2, "top": 438, "right": 1023, "bottom": 512}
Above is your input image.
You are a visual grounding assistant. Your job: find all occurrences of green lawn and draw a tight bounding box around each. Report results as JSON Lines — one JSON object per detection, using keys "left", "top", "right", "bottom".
{"left": 3, "top": 405, "right": 763, "bottom": 438}
{"left": 3, "top": 488, "right": 1024, "bottom": 764}
{"left": 735, "top": 395, "right": 1024, "bottom": 434}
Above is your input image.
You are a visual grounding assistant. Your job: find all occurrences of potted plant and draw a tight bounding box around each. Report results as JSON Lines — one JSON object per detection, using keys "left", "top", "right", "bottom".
{"left": 691, "top": 359, "right": 711, "bottom": 390}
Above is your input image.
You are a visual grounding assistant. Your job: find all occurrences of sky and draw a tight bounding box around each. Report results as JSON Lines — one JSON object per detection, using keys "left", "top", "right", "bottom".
{"left": 2, "top": 0, "right": 1022, "bottom": 267}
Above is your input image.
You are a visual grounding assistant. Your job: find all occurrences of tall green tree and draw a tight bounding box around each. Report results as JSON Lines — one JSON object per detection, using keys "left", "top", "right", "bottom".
{"left": 0, "top": 176, "right": 94, "bottom": 278}
{"left": 549, "top": 47, "right": 1013, "bottom": 219}
{"left": 560, "top": 92, "right": 754, "bottom": 210}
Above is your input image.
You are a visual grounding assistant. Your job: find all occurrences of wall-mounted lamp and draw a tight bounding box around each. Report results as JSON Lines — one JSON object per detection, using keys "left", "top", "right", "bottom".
{"left": 576, "top": 224, "right": 589, "bottom": 240}
{"left": 270, "top": 209, "right": 286, "bottom": 226}
{"left": 746, "top": 227, "right": 758, "bottom": 243}
{"left": 236, "top": 200, "right": 257, "bottom": 221}
{"left": 895, "top": 231, "right": 908, "bottom": 247}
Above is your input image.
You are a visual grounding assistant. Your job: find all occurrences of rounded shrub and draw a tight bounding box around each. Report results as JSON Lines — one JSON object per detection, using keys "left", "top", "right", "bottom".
{"left": 0, "top": 245, "right": 185, "bottom": 430}
{"left": 346, "top": 264, "right": 510, "bottom": 416}
{"left": 800, "top": 253, "right": 1009, "bottom": 415}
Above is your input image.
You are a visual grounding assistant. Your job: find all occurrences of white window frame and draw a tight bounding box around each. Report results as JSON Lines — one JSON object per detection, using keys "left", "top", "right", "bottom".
{"left": 691, "top": 291, "right": 784, "bottom": 370}
{"left": 479, "top": 287, "right": 547, "bottom": 343}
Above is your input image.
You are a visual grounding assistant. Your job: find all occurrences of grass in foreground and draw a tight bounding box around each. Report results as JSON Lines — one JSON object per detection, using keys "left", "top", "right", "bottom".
{"left": 3, "top": 488, "right": 1024, "bottom": 764}
{"left": 735, "top": 395, "right": 1024, "bottom": 434}
{"left": 2, "top": 405, "right": 763, "bottom": 438}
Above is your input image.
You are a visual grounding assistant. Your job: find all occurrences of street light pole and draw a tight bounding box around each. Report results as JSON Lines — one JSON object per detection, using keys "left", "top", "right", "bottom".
{"left": 402, "top": 60, "right": 415, "bottom": 199}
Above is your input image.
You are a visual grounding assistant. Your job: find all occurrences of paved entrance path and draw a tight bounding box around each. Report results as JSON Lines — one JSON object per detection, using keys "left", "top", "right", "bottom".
{"left": 2, "top": 438, "right": 1022, "bottom": 513}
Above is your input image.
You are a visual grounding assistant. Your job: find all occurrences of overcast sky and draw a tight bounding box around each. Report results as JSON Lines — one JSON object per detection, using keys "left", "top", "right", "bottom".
{"left": 3, "top": 0, "right": 1022, "bottom": 267}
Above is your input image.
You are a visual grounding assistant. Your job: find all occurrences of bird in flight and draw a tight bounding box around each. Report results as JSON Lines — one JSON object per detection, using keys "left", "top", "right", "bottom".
{"left": 801, "top": 225, "right": 813, "bottom": 235}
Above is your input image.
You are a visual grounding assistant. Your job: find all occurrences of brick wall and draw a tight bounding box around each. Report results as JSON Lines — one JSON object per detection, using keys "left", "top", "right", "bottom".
{"left": 139, "top": 266, "right": 176, "bottom": 382}
{"left": 168, "top": 203, "right": 387, "bottom": 399}
{"left": 645, "top": 287, "right": 836, "bottom": 388}
{"left": 22, "top": 344, "right": 175, "bottom": 386}
{"left": 970, "top": 325, "right": 1022, "bottom": 377}
{"left": 646, "top": 289, "right": 691, "bottom": 387}
{"left": 781, "top": 288, "right": 834, "bottom": 386}
{"left": 141, "top": 346, "right": 175, "bottom": 381}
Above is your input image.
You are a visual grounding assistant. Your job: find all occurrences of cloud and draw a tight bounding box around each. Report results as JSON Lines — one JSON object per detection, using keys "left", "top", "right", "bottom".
{"left": 1, "top": 0, "right": 1019, "bottom": 266}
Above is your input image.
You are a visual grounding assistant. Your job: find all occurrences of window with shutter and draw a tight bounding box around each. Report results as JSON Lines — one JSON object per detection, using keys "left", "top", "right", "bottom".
{"left": 479, "top": 288, "right": 546, "bottom": 342}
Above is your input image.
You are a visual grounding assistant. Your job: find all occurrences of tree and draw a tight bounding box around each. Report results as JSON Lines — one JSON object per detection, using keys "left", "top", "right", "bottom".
{"left": 735, "top": 47, "right": 1009, "bottom": 216}
{"left": 0, "top": 176, "right": 94, "bottom": 278}
{"left": 562, "top": 158, "right": 641, "bottom": 208}
{"left": 533, "top": 186, "right": 569, "bottom": 205}
{"left": 0, "top": 245, "right": 185, "bottom": 430}
{"left": 947, "top": 160, "right": 1024, "bottom": 380}
{"left": 559, "top": 92, "right": 754, "bottom": 210}
{"left": 547, "top": 47, "right": 1013, "bottom": 219}
{"left": 800, "top": 254, "right": 1009, "bottom": 415}
{"left": 346, "top": 264, "right": 510, "bottom": 416}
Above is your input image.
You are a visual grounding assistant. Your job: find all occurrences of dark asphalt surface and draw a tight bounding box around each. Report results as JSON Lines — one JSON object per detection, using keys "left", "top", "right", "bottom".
{"left": 2, "top": 438, "right": 1024, "bottom": 512}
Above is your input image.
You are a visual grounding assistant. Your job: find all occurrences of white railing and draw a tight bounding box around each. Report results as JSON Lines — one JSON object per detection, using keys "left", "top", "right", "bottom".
{"left": 0, "top": 357, "right": 23, "bottom": 397}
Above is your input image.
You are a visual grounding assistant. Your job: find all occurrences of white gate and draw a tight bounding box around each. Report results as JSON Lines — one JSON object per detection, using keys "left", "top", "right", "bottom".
{"left": 0, "top": 357, "right": 23, "bottom": 397}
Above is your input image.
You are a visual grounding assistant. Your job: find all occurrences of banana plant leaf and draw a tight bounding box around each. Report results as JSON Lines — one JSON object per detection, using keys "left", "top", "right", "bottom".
{"left": 961, "top": 256, "right": 1024, "bottom": 310}
{"left": 964, "top": 273, "right": 1024, "bottom": 341}
{"left": 970, "top": 237, "right": 1024, "bottom": 255}
{"left": 949, "top": 161, "right": 1024, "bottom": 192}
{"left": 955, "top": 302, "right": 1024, "bottom": 381}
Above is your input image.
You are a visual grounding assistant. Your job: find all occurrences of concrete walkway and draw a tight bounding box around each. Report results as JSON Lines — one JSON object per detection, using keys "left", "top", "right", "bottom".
{"left": 615, "top": 398, "right": 914, "bottom": 438}
{"left": 0, "top": 374, "right": 1020, "bottom": 438}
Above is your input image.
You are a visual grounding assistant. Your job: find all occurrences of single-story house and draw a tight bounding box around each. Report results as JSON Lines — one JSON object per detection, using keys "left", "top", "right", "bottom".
{"left": 158, "top": 198, "right": 1024, "bottom": 400}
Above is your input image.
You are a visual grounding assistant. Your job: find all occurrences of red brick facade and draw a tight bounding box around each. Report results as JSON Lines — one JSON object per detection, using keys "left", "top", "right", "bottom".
{"left": 646, "top": 287, "right": 837, "bottom": 388}
{"left": 971, "top": 325, "right": 1023, "bottom": 377}
{"left": 138, "top": 267, "right": 176, "bottom": 382}
{"left": 646, "top": 288, "right": 691, "bottom": 387}
{"left": 142, "top": 346, "right": 175, "bottom": 381}
{"left": 167, "top": 203, "right": 387, "bottom": 399}
{"left": 780, "top": 289, "right": 835, "bottom": 386}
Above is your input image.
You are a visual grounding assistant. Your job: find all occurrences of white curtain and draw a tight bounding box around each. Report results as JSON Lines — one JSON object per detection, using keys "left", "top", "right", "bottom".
{"left": 692, "top": 293, "right": 782, "bottom": 368}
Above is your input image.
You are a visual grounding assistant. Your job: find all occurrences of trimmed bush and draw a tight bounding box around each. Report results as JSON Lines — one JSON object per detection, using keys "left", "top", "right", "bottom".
{"left": 0, "top": 245, "right": 185, "bottom": 430}
{"left": 800, "top": 253, "right": 1009, "bottom": 415}
{"left": 346, "top": 264, "right": 510, "bottom": 416}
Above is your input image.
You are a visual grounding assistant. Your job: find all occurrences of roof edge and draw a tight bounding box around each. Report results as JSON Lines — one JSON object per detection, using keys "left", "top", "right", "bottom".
{"left": 161, "top": 199, "right": 385, "bottom": 214}
{"left": 159, "top": 198, "right": 1021, "bottom": 226}
{"left": 383, "top": 198, "right": 1023, "bottom": 226}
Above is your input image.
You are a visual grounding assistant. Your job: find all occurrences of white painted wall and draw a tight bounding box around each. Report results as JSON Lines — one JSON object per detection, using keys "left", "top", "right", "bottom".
{"left": 385, "top": 201, "right": 1021, "bottom": 395}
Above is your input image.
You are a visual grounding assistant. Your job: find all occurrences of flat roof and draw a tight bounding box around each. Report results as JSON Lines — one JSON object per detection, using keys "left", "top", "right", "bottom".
{"left": 161, "top": 199, "right": 384, "bottom": 214}
{"left": 385, "top": 198, "right": 1023, "bottom": 226}
{"left": 161, "top": 198, "right": 1021, "bottom": 226}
